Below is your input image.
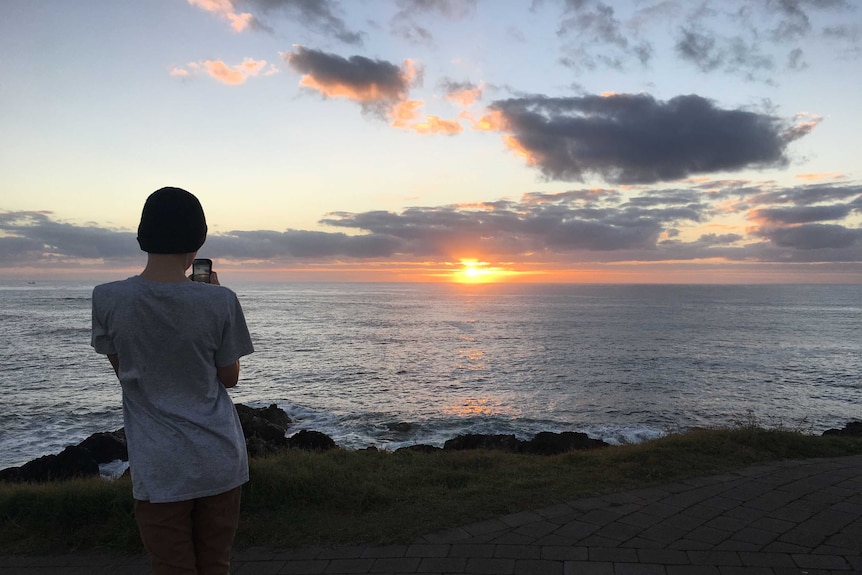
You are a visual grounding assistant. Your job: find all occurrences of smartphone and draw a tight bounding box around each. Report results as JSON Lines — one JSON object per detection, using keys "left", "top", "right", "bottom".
{"left": 191, "top": 258, "right": 212, "bottom": 283}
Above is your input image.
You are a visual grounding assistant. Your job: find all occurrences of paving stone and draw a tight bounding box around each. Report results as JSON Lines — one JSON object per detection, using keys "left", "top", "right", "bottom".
{"left": 636, "top": 549, "right": 689, "bottom": 565}
{"left": 494, "top": 544, "right": 541, "bottom": 559}
{"left": 512, "top": 559, "right": 564, "bottom": 575}
{"left": 368, "top": 557, "right": 421, "bottom": 573}
{"left": 587, "top": 546, "right": 638, "bottom": 563}
{"left": 415, "top": 556, "right": 467, "bottom": 573}
{"left": 491, "top": 531, "right": 543, "bottom": 545}
{"left": 464, "top": 556, "right": 515, "bottom": 574}
{"left": 737, "top": 551, "right": 796, "bottom": 568}
{"left": 514, "top": 520, "right": 561, "bottom": 539}
{"left": 562, "top": 561, "right": 613, "bottom": 575}
{"left": 405, "top": 545, "right": 450, "bottom": 558}
{"left": 613, "top": 564, "right": 666, "bottom": 575}
{"left": 541, "top": 545, "right": 589, "bottom": 561}
{"left": 791, "top": 553, "right": 852, "bottom": 570}
{"left": 233, "top": 561, "right": 286, "bottom": 574}
{"left": 449, "top": 544, "right": 496, "bottom": 558}
{"left": 502, "top": 510, "right": 546, "bottom": 527}
{"left": 666, "top": 566, "right": 720, "bottom": 575}
{"left": 687, "top": 550, "right": 743, "bottom": 566}
{"left": 361, "top": 546, "right": 408, "bottom": 559}
{"left": 323, "top": 558, "right": 375, "bottom": 573}
{"left": 278, "top": 560, "right": 329, "bottom": 574}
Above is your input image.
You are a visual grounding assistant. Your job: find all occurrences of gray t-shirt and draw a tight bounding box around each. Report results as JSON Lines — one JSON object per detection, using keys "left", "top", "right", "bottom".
{"left": 91, "top": 276, "right": 254, "bottom": 503}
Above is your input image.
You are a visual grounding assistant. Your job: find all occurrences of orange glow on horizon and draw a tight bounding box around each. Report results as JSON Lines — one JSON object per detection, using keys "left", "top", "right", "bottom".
{"left": 452, "top": 259, "right": 526, "bottom": 283}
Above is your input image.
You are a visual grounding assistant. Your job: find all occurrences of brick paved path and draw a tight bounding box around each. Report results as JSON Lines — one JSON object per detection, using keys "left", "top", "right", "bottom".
{"left": 2, "top": 455, "right": 861, "bottom": 574}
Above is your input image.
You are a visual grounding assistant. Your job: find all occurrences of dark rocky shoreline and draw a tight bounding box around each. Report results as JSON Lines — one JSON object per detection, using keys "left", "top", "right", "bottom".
{"left": 1, "top": 403, "right": 860, "bottom": 484}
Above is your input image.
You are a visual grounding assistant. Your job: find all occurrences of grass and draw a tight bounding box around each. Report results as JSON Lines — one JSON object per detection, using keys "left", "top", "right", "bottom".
{"left": 1, "top": 426, "right": 861, "bottom": 554}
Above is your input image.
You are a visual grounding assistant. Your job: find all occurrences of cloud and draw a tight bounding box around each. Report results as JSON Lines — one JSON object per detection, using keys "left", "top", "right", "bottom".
{"left": 187, "top": 0, "right": 257, "bottom": 32}
{"left": 0, "top": 212, "right": 138, "bottom": 265}
{"left": 390, "top": 0, "right": 478, "bottom": 44}
{"left": 2, "top": 183, "right": 859, "bottom": 270}
{"left": 557, "top": 0, "right": 653, "bottom": 70}
{"left": 284, "top": 46, "right": 419, "bottom": 115}
{"left": 754, "top": 224, "right": 862, "bottom": 250}
{"left": 541, "top": 0, "right": 858, "bottom": 79}
{"left": 751, "top": 205, "right": 854, "bottom": 225}
{"left": 442, "top": 80, "right": 483, "bottom": 107}
{"left": 285, "top": 46, "right": 465, "bottom": 134}
{"left": 188, "top": 0, "right": 362, "bottom": 43}
{"left": 486, "top": 93, "right": 813, "bottom": 184}
{"left": 171, "top": 58, "right": 277, "bottom": 85}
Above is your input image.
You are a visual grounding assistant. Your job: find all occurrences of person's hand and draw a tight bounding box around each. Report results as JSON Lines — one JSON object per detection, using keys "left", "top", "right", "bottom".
{"left": 209, "top": 271, "right": 221, "bottom": 285}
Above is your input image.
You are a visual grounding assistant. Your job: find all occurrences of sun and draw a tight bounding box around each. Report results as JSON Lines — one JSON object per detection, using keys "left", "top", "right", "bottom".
{"left": 455, "top": 259, "right": 503, "bottom": 283}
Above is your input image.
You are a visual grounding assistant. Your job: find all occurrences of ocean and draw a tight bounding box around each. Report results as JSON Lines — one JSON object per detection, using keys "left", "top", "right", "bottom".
{"left": 1, "top": 281, "right": 860, "bottom": 470}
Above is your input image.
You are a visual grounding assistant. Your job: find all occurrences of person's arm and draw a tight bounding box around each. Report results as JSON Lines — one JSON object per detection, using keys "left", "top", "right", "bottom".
{"left": 107, "top": 354, "right": 119, "bottom": 378}
{"left": 217, "top": 359, "right": 240, "bottom": 388}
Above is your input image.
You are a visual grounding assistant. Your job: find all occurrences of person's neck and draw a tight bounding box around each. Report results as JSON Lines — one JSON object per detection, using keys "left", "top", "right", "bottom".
{"left": 139, "top": 253, "right": 194, "bottom": 283}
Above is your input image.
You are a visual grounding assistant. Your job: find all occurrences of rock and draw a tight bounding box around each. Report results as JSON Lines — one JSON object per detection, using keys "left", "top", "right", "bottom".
{"left": 256, "top": 403, "right": 292, "bottom": 431}
{"left": 17, "top": 445, "right": 99, "bottom": 483}
{"left": 443, "top": 433, "right": 522, "bottom": 453}
{"left": 287, "top": 430, "right": 337, "bottom": 451}
{"left": 0, "top": 467, "right": 21, "bottom": 483}
{"left": 386, "top": 422, "right": 412, "bottom": 433}
{"left": 235, "top": 403, "right": 291, "bottom": 446}
{"left": 822, "top": 421, "right": 862, "bottom": 437}
{"left": 523, "top": 431, "right": 609, "bottom": 455}
{"left": 77, "top": 429, "right": 128, "bottom": 463}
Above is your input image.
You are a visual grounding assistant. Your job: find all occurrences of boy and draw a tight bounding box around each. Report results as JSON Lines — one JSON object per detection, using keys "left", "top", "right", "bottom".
{"left": 91, "top": 187, "right": 254, "bottom": 574}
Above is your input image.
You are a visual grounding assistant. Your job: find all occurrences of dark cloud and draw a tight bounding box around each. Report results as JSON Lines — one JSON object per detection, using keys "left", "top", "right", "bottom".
{"left": 755, "top": 224, "right": 862, "bottom": 250}
{"left": 2, "top": 183, "right": 859, "bottom": 269}
{"left": 746, "top": 183, "right": 862, "bottom": 206}
{"left": 243, "top": 0, "right": 362, "bottom": 44}
{"left": 0, "top": 212, "right": 138, "bottom": 265}
{"left": 753, "top": 204, "right": 853, "bottom": 224}
{"left": 490, "top": 93, "right": 801, "bottom": 184}
{"left": 206, "top": 230, "right": 401, "bottom": 259}
{"left": 284, "top": 46, "right": 417, "bottom": 116}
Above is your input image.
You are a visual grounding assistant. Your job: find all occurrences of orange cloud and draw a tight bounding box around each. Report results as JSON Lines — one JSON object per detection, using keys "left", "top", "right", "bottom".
{"left": 412, "top": 115, "right": 463, "bottom": 135}
{"left": 388, "top": 100, "right": 462, "bottom": 134}
{"left": 388, "top": 100, "right": 423, "bottom": 127}
{"left": 171, "top": 58, "right": 275, "bottom": 85}
{"left": 299, "top": 75, "right": 394, "bottom": 102}
{"left": 446, "top": 84, "right": 483, "bottom": 107}
{"left": 503, "top": 135, "right": 535, "bottom": 163}
{"left": 187, "top": 0, "right": 253, "bottom": 32}
{"left": 467, "top": 110, "right": 507, "bottom": 131}
{"left": 795, "top": 172, "right": 845, "bottom": 181}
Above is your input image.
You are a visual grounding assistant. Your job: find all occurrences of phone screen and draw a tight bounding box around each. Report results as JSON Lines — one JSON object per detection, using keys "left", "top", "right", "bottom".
{"left": 191, "top": 258, "right": 212, "bottom": 283}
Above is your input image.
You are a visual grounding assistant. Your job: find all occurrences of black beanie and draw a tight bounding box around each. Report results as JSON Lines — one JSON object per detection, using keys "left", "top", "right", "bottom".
{"left": 137, "top": 187, "right": 208, "bottom": 254}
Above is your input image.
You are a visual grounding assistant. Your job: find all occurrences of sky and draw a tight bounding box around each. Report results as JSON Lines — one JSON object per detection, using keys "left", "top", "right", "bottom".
{"left": 1, "top": 0, "right": 861, "bottom": 283}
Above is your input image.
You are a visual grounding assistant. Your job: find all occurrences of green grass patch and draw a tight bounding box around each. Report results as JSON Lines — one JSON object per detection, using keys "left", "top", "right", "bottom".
{"left": 2, "top": 427, "right": 861, "bottom": 554}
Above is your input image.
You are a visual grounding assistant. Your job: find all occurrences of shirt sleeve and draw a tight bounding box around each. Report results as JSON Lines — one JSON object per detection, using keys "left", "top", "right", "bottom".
{"left": 215, "top": 292, "right": 254, "bottom": 367}
{"left": 91, "top": 287, "right": 117, "bottom": 355}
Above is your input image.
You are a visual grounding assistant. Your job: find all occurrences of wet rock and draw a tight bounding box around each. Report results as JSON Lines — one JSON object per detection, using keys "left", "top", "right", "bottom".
{"left": 17, "top": 446, "right": 99, "bottom": 483}
{"left": 822, "top": 421, "right": 862, "bottom": 437}
{"left": 235, "top": 403, "right": 291, "bottom": 446}
{"left": 77, "top": 429, "right": 128, "bottom": 463}
{"left": 522, "top": 431, "right": 609, "bottom": 455}
{"left": 287, "top": 430, "right": 337, "bottom": 451}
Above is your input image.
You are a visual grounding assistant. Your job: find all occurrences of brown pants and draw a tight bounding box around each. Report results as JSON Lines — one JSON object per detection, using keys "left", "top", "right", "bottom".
{"left": 134, "top": 486, "right": 242, "bottom": 575}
